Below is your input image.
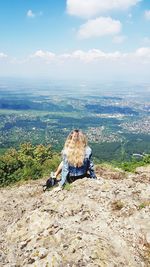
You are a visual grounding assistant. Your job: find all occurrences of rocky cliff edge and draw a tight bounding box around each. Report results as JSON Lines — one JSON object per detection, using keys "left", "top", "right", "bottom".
{"left": 0, "top": 166, "right": 150, "bottom": 267}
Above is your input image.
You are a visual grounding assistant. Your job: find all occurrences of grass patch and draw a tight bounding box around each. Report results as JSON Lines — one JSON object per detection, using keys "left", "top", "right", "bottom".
{"left": 138, "top": 201, "right": 150, "bottom": 210}
{"left": 64, "top": 183, "right": 72, "bottom": 191}
{"left": 95, "top": 162, "right": 123, "bottom": 174}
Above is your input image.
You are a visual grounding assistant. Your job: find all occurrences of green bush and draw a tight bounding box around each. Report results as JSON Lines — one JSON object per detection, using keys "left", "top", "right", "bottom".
{"left": 114, "top": 153, "right": 150, "bottom": 172}
{"left": 0, "top": 143, "right": 61, "bottom": 187}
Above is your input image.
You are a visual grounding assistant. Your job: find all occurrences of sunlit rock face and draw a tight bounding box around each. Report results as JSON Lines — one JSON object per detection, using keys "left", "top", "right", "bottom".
{"left": 0, "top": 166, "right": 150, "bottom": 267}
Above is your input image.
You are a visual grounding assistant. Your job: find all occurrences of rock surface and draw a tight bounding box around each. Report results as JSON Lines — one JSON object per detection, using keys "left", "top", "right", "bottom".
{"left": 0, "top": 166, "right": 150, "bottom": 267}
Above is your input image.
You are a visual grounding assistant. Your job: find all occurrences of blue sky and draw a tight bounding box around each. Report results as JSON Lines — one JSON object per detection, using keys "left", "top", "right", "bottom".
{"left": 0, "top": 0, "right": 150, "bottom": 81}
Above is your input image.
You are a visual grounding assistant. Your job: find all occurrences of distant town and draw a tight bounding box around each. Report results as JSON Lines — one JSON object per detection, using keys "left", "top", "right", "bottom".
{"left": 0, "top": 80, "right": 150, "bottom": 161}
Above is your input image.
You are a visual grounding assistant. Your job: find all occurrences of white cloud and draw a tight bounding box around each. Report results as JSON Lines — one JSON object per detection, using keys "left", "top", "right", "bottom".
{"left": 27, "top": 10, "right": 36, "bottom": 18}
{"left": 60, "top": 49, "right": 123, "bottom": 62}
{"left": 27, "top": 10, "right": 43, "bottom": 18}
{"left": 0, "top": 52, "right": 8, "bottom": 59}
{"left": 29, "top": 49, "right": 124, "bottom": 64}
{"left": 1, "top": 48, "right": 150, "bottom": 81}
{"left": 78, "top": 17, "right": 122, "bottom": 39}
{"left": 29, "top": 47, "right": 150, "bottom": 64}
{"left": 113, "top": 35, "right": 127, "bottom": 44}
{"left": 144, "top": 10, "right": 150, "bottom": 20}
{"left": 67, "top": 0, "right": 141, "bottom": 18}
{"left": 31, "top": 50, "right": 56, "bottom": 61}
{"left": 135, "top": 47, "right": 150, "bottom": 58}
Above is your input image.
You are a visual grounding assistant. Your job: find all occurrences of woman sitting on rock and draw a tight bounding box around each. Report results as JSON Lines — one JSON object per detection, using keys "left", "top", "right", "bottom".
{"left": 54, "top": 129, "right": 97, "bottom": 189}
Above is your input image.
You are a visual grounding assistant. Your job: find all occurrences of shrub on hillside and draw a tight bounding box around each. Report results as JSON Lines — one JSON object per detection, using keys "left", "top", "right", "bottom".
{"left": 116, "top": 154, "right": 150, "bottom": 172}
{"left": 0, "top": 143, "right": 61, "bottom": 186}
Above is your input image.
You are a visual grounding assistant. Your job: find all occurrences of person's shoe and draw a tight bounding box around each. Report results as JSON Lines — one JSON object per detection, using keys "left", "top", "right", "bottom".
{"left": 50, "top": 171, "right": 56, "bottom": 179}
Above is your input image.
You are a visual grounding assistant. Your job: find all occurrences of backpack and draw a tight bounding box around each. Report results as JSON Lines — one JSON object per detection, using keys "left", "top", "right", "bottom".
{"left": 43, "top": 177, "right": 57, "bottom": 192}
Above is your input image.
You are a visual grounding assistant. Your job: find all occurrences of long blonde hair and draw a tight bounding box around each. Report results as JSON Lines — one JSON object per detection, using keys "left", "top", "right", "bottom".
{"left": 63, "top": 129, "right": 88, "bottom": 167}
